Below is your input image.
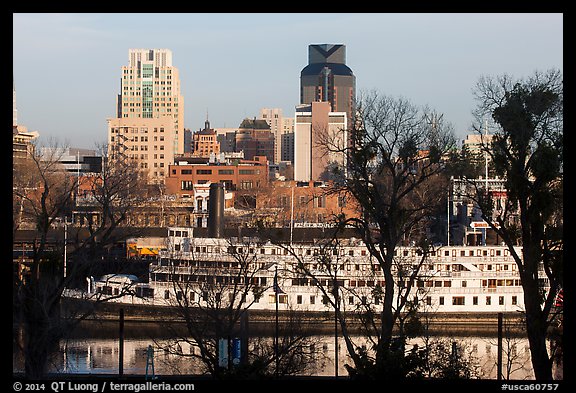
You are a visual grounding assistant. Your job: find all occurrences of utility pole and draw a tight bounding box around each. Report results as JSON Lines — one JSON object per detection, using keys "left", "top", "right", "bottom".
{"left": 334, "top": 269, "right": 339, "bottom": 378}
{"left": 63, "top": 218, "right": 68, "bottom": 278}
{"left": 274, "top": 265, "right": 279, "bottom": 378}
{"left": 497, "top": 312, "right": 503, "bottom": 380}
{"left": 119, "top": 308, "right": 125, "bottom": 378}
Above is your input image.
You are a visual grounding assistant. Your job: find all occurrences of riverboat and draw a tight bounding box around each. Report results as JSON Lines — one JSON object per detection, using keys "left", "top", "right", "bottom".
{"left": 74, "top": 226, "right": 549, "bottom": 315}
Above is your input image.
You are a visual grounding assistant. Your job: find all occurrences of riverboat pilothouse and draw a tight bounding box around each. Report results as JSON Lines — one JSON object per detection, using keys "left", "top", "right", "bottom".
{"left": 81, "top": 226, "right": 549, "bottom": 314}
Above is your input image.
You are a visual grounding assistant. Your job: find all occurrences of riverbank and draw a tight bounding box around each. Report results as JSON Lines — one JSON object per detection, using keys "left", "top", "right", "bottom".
{"left": 62, "top": 298, "right": 529, "bottom": 336}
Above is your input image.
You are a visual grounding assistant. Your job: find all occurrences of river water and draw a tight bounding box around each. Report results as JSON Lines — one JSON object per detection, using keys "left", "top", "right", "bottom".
{"left": 13, "top": 321, "right": 563, "bottom": 380}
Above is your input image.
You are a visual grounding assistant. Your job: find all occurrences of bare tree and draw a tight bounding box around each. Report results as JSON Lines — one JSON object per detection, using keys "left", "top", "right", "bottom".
{"left": 313, "top": 90, "right": 456, "bottom": 378}
{"left": 13, "top": 140, "right": 147, "bottom": 378}
{"left": 471, "top": 69, "right": 563, "bottom": 380}
{"left": 151, "top": 236, "right": 322, "bottom": 378}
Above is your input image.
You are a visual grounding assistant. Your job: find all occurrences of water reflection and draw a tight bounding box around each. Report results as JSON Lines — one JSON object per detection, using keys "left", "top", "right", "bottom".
{"left": 14, "top": 330, "right": 562, "bottom": 379}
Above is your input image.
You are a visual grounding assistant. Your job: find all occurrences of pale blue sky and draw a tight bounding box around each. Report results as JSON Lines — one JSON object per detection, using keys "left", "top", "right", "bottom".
{"left": 13, "top": 13, "right": 563, "bottom": 150}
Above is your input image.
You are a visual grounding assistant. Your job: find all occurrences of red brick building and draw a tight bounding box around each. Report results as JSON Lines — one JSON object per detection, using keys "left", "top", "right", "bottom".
{"left": 165, "top": 156, "right": 269, "bottom": 206}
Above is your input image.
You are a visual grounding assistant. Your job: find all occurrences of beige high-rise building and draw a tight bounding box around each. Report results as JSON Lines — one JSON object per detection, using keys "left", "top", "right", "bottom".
{"left": 293, "top": 101, "right": 347, "bottom": 182}
{"left": 259, "top": 108, "right": 294, "bottom": 164}
{"left": 107, "top": 117, "right": 175, "bottom": 183}
{"left": 109, "top": 49, "right": 184, "bottom": 183}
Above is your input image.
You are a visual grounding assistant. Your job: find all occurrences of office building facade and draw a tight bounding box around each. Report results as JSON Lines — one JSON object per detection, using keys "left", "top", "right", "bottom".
{"left": 110, "top": 49, "right": 184, "bottom": 183}
{"left": 300, "top": 44, "right": 355, "bottom": 121}
{"left": 259, "top": 108, "right": 294, "bottom": 164}
{"left": 293, "top": 102, "right": 347, "bottom": 182}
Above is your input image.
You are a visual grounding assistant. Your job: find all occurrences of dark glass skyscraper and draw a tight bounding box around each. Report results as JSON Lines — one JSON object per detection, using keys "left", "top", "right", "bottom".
{"left": 300, "top": 44, "right": 355, "bottom": 120}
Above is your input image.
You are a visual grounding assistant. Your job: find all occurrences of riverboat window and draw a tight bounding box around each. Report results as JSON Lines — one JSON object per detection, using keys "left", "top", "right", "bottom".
{"left": 445, "top": 250, "right": 450, "bottom": 256}
{"left": 496, "top": 250, "right": 502, "bottom": 256}
{"left": 260, "top": 248, "right": 265, "bottom": 255}
{"left": 462, "top": 281, "right": 467, "bottom": 287}
{"left": 483, "top": 250, "right": 488, "bottom": 256}
{"left": 310, "top": 296, "right": 315, "bottom": 304}
{"left": 349, "top": 296, "right": 354, "bottom": 305}
{"left": 512, "top": 296, "right": 517, "bottom": 305}
{"left": 444, "top": 281, "right": 451, "bottom": 287}
{"left": 297, "top": 295, "right": 302, "bottom": 304}
{"left": 361, "top": 250, "right": 367, "bottom": 256}
{"left": 164, "top": 290, "right": 170, "bottom": 299}
{"left": 434, "top": 281, "right": 442, "bottom": 287}
{"left": 487, "top": 264, "right": 492, "bottom": 270}
{"left": 486, "top": 296, "right": 491, "bottom": 305}
{"left": 490, "top": 249, "right": 495, "bottom": 257}
{"left": 349, "top": 250, "right": 354, "bottom": 256}
{"left": 439, "top": 296, "right": 444, "bottom": 305}
{"left": 269, "top": 294, "right": 288, "bottom": 304}
{"left": 426, "top": 296, "right": 432, "bottom": 305}
{"left": 499, "top": 296, "right": 504, "bottom": 305}
{"left": 99, "top": 286, "right": 112, "bottom": 295}
{"left": 452, "top": 296, "right": 465, "bottom": 305}
{"left": 461, "top": 250, "right": 466, "bottom": 257}
{"left": 473, "top": 296, "right": 478, "bottom": 305}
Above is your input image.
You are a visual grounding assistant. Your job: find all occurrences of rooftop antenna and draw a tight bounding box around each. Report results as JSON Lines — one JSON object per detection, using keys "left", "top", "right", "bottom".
{"left": 205, "top": 109, "right": 210, "bottom": 131}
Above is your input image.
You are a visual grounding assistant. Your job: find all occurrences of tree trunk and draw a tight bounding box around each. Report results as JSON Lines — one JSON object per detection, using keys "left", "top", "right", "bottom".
{"left": 523, "top": 277, "right": 553, "bottom": 380}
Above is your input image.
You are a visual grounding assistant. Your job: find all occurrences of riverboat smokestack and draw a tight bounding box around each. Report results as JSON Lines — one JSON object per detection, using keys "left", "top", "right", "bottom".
{"left": 208, "top": 182, "right": 225, "bottom": 238}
